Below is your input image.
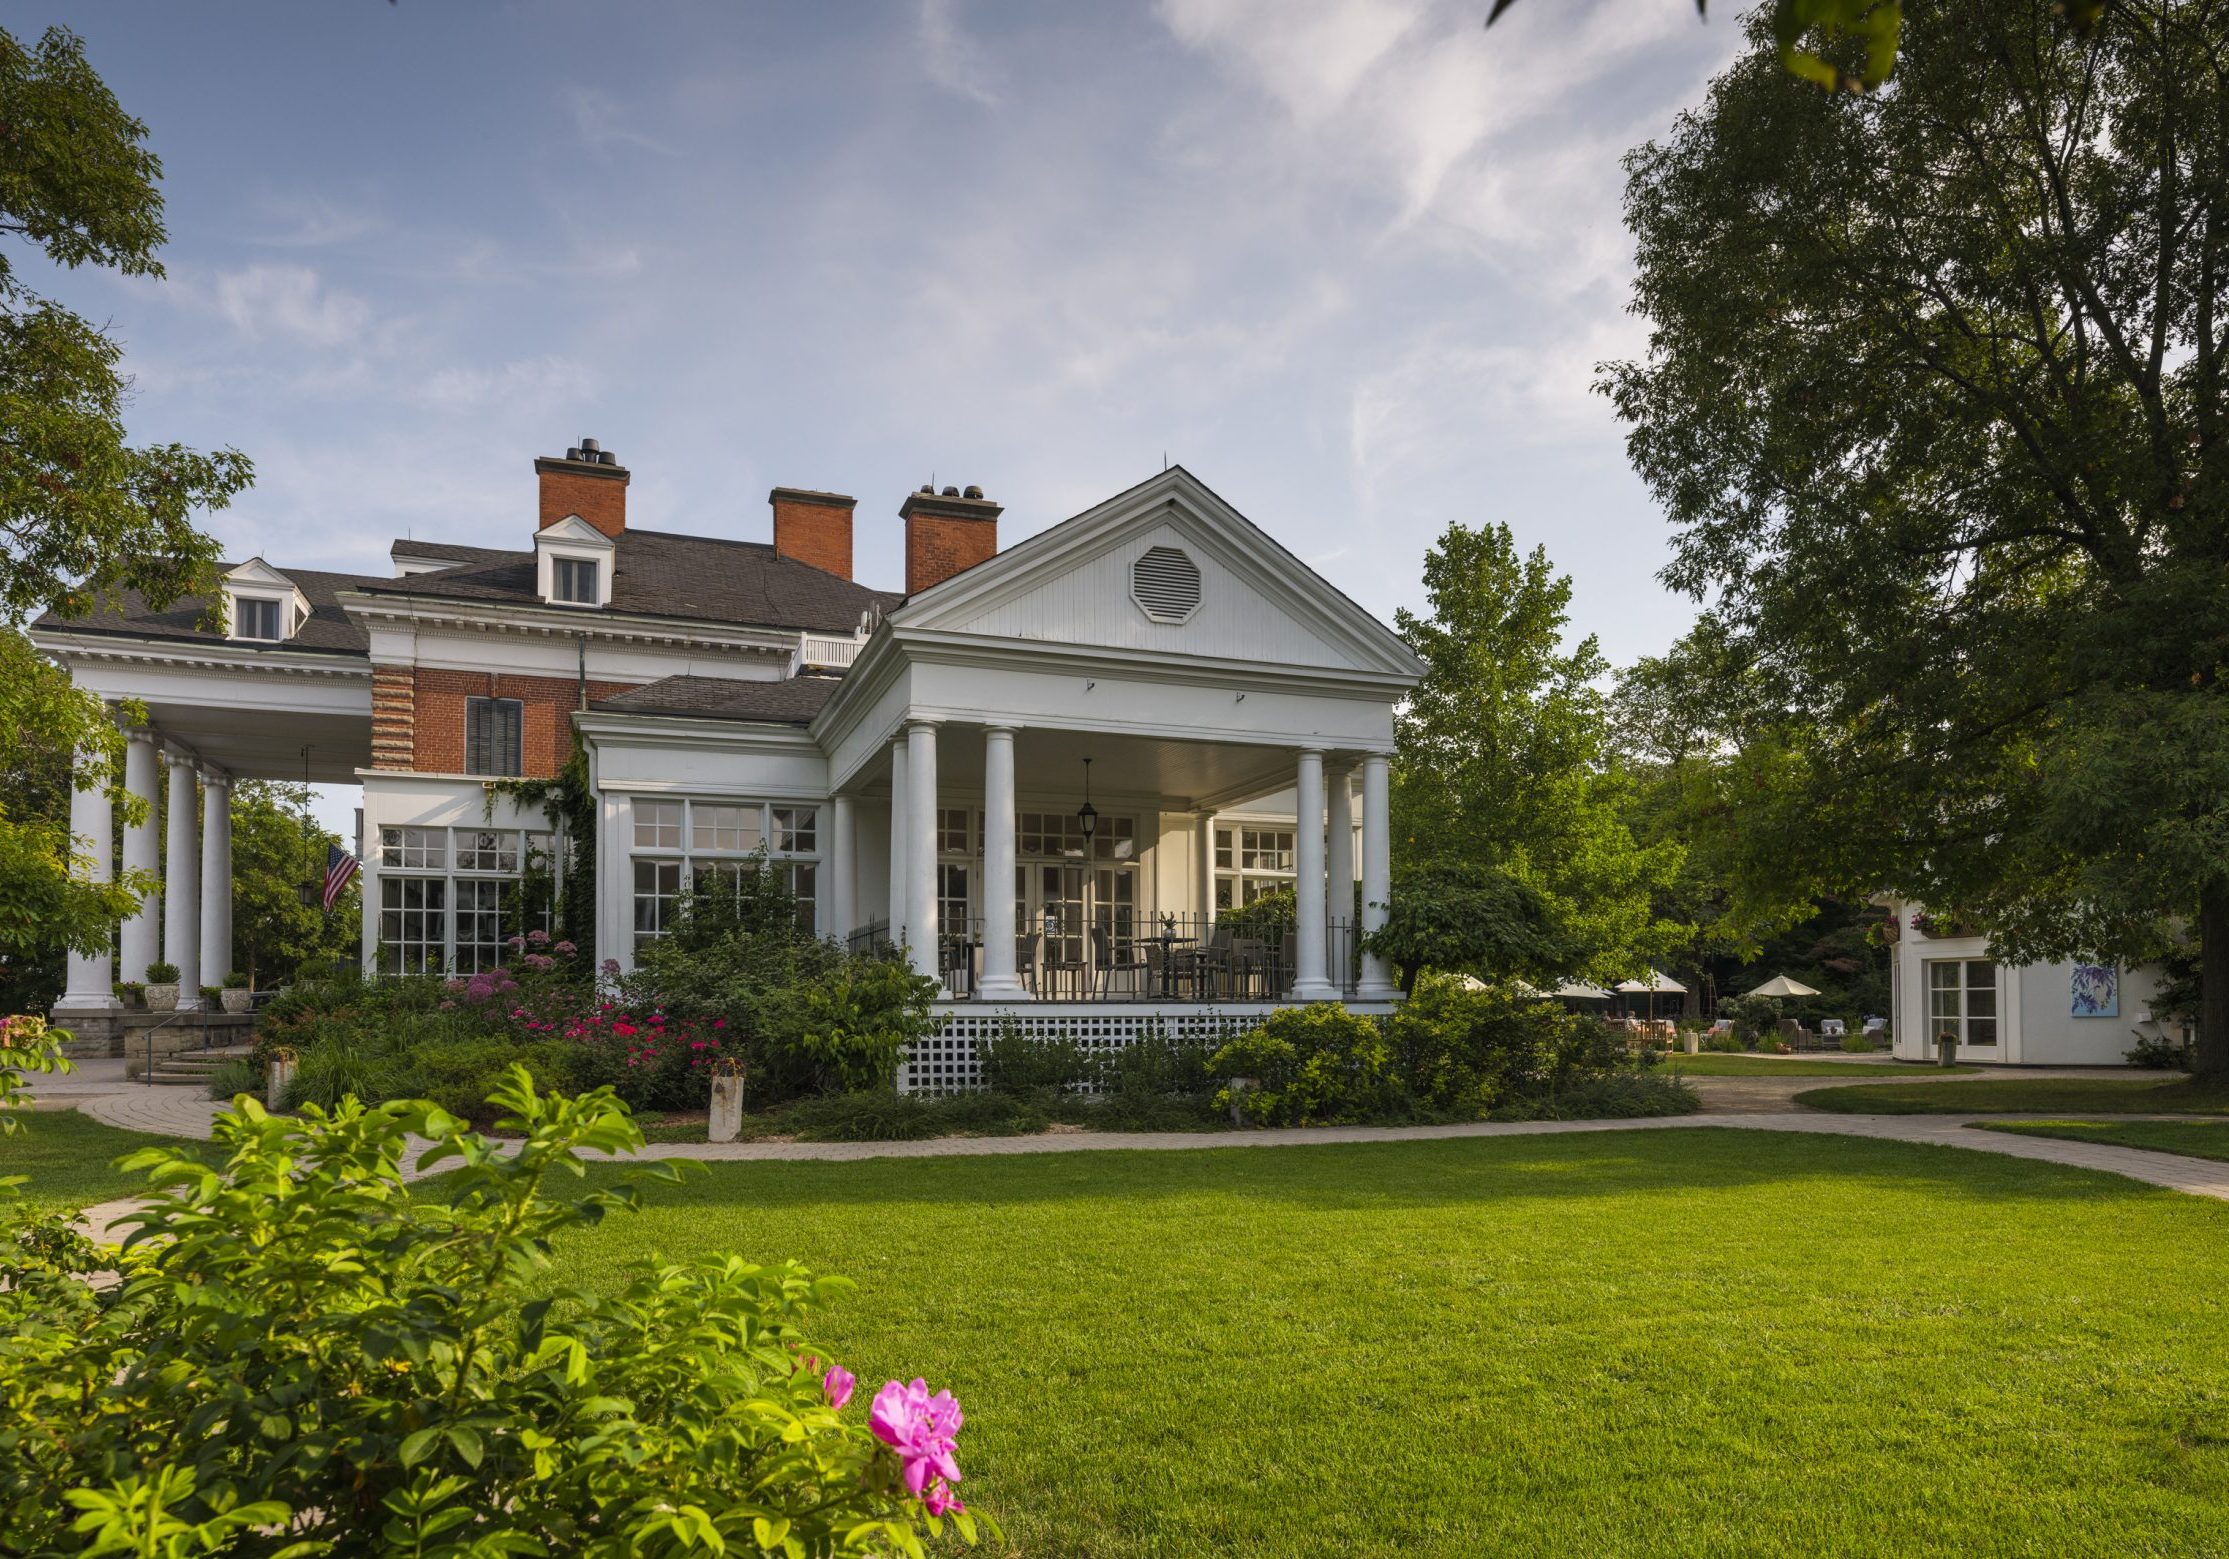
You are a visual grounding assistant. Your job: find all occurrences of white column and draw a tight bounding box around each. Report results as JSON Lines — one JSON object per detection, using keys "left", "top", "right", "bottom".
{"left": 886, "top": 736, "right": 909, "bottom": 942}
{"left": 1358, "top": 753, "right": 1396, "bottom": 999}
{"left": 905, "top": 720, "right": 939, "bottom": 981}
{"left": 119, "top": 729, "right": 161, "bottom": 982}
{"left": 1325, "top": 762, "right": 1356, "bottom": 987}
{"left": 55, "top": 745, "right": 118, "bottom": 1014}
{"left": 1196, "top": 812, "right": 1217, "bottom": 920}
{"left": 199, "top": 773, "right": 232, "bottom": 985}
{"left": 162, "top": 750, "right": 202, "bottom": 1007}
{"left": 830, "top": 795, "right": 856, "bottom": 941}
{"left": 1289, "top": 748, "right": 1334, "bottom": 1000}
{"left": 979, "top": 726, "right": 1028, "bottom": 1000}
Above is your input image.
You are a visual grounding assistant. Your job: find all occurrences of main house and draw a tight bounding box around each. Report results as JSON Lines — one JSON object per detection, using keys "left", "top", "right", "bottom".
{"left": 36, "top": 442, "right": 1420, "bottom": 1086}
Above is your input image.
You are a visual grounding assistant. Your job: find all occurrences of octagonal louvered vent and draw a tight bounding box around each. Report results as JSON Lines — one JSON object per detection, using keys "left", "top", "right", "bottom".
{"left": 1131, "top": 545, "right": 1202, "bottom": 623}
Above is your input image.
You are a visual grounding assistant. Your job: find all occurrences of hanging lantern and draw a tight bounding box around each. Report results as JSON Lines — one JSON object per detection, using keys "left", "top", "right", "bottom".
{"left": 1076, "top": 757, "right": 1097, "bottom": 841}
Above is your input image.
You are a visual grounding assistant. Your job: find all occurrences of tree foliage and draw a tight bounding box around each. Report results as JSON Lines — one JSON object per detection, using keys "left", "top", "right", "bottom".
{"left": 1606, "top": 0, "right": 2229, "bottom": 1064}
{"left": 1392, "top": 522, "right": 1684, "bottom": 984}
{"left": 229, "top": 781, "right": 357, "bottom": 988}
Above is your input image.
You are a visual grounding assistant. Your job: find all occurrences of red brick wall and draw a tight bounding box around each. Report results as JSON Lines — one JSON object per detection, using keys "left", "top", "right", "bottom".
{"left": 372, "top": 666, "right": 639, "bottom": 778}
{"left": 905, "top": 513, "right": 999, "bottom": 595}
{"left": 535, "top": 459, "right": 629, "bottom": 538}
{"left": 771, "top": 489, "right": 855, "bottom": 580}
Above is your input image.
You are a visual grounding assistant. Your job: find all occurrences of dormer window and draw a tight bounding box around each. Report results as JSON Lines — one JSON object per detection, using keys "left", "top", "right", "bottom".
{"left": 236, "top": 598, "right": 283, "bottom": 641}
{"left": 554, "top": 557, "right": 599, "bottom": 604}
{"left": 533, "top": 514, "right": 616, "bottom": 608}
{"left": 222, "top": 558, "right": 309, "bottom": 644}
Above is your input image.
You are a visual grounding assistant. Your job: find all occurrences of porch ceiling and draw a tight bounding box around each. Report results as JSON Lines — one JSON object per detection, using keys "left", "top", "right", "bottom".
{"left": 864, "top": 723, "right": 1312, "bottom": 812}
{"left": 143, "top": 700, "right": 371, "bottom": 783}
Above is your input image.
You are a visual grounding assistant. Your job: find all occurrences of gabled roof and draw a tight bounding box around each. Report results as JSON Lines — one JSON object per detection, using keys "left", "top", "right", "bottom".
{"left": 590, "top": 673, "right": 843, "bottom": 725}
{"left": 389, "top": 539, "right": 519, "bottom": 567}
{"left": 31, "top": 567, "right": 378, "bottom": 656}
{"left": 358, "top": 528, "right": 898, "bottom": 634}
{"left": 888, "top": 466, "right": 1423, "bottom": 682}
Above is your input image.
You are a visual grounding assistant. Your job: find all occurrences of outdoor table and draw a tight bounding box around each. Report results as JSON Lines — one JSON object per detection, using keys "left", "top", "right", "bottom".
{"left": 1140, "top": 933, "right": 1198, "bottom": 998}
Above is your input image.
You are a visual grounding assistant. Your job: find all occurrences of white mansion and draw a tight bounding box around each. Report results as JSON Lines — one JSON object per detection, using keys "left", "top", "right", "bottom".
{"left": 36, "top": 442, "right": 1421, "bottom": 1078}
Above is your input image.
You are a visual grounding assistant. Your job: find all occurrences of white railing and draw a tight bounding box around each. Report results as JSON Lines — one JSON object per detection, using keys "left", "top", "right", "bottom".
{"left": 799, "top": 635, "right": 864, "bottom": 670}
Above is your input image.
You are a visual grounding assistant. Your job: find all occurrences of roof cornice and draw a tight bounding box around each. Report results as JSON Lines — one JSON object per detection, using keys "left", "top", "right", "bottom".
{"left": 29, "top": 628, "right": 373, "bottom": 678}
{"left": 335, "top": 590, "right": 800, "bottom": 655}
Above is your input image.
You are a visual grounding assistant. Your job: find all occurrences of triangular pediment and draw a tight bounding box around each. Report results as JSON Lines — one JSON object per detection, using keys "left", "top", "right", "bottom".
{"left": 226, "top": 557, "right": 297, "bottom": 589}
{"left": 889, "top": 468, "right": 1421, "bottom": 681}
{"left": 536, "top": 514, "right": 615, "bottom": 550}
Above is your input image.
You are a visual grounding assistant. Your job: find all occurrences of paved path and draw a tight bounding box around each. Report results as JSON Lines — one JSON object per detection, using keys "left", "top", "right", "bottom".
{"left": 43, "top": 1060, "right": 2229, "bottom": 1245}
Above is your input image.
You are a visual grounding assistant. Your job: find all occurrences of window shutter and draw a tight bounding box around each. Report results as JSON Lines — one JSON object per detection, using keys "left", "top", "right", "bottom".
{"left": 1131, "top": 546, "right": 1202, "bottom": 622}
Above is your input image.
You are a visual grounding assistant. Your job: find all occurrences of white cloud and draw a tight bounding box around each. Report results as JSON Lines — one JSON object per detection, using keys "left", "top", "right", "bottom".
{"left": 420, "top": 354, "right": 594, "bottom": 410}
{"left": 918, "top": 0, "right": 1001, "bottom": 106}
{"left": 208, "top": 263, "right": 373, "bottom": 348}
{"left": 568, "top": 85, "right": 675, "bottom": 158}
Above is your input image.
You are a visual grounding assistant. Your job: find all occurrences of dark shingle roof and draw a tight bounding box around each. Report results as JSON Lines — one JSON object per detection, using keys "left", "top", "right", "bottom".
{"left": 590, "top": 674, "right": 843, "bottom": 725}
{"left": 390, "top": 539, "right": 521, "bottom": 566}
{"left": 359, "top": 528, "right": 899, "bottom": 634}
{"left": 31, "top": 568, "right": 377, "bottom": 655}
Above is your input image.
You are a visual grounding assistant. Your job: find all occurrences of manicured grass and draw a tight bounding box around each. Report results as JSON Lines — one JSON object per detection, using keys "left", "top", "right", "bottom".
{"left": 549, "top": 1130, "right": 2229, "bottom": 1555}
{"left": 1976, "top": 1118, "right": 2229, "bottom": 1162}
{"left": 0, "top": 1109, "right": 206, "bottom": 1212}
{"left": 1795, "top": 1076, "right": 2229, "bottom": 1115}
{"left": 1667, "top": 1054, "right": 1976, "bottom": 1077}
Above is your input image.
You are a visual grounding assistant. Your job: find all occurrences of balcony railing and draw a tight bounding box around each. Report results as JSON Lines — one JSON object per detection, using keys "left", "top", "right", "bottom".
{"left": 847, "top": 912, "right": 1364, "bottom": 1003}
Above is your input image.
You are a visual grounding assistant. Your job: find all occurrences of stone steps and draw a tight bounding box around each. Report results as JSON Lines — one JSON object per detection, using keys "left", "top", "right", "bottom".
{"left": 144, "top": 1046, "right": 253, "bottom": 1087}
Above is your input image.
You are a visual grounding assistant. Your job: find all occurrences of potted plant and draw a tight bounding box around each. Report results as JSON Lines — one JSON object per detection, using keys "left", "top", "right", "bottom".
{"left": 112, "top": 981, "right": 146, "bottom": 1010}
{"left": 1935, "top": 1030, "right": 1959, "bottom": 1067}
{"left": 197, "top": 985, "right": 221, "bottom": 1008}
{"left": 143, "top": 962, "right": 182, "bottom": 1012}
{"left": 220, "top": 971, "right": 254, "bottom": 1014}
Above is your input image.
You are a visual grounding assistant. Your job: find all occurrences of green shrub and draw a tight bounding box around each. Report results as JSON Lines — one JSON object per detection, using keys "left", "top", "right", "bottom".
{"left": 221, "top": 971, "right": 250, "bottom": 990}
{"left": 1097, "top": 1032, "right": 1216, "bottom": 1100}
{"left": 2127, "top": 1031, "right": 2191, "bottom": 1070}
{"left": 144, "top": 961, "right": 179, "bottom": 984}
{"left": 203, "top": 1057, "right": 259, "bottom": 1101}
{"left": 1838, "top": 1031, "right": 1875, "bottom": 1054}
{"left": 1702, "top": 1029, "right": 1747, "bottom": 1053}
{"left": 976, "top": 1025, "right": 1094, "bottom": 1096}
{"left": 784, "top": 1089, "right": 945, "bottom": 1141}
{"left": 384, "top": 1035, "right": 578, "bottom": 1123}
{"left": 1209, "top": 1004, "right": 1395, "bottom": 1126}
{"left": 1717, "top": 993, "right": 1781, "bottom": 1043}
{"left": 1489, "top": 1070, "right": 1701, "bottom": 1121}
{"left": 0, "top": 1066, "right": 990, "bottom": 1555}
{"left": 1385, "top": 974, "right": 1566, "bottom": 1115}
{"left": 282, "top": 1031, "right": 409, "bottom": 1112}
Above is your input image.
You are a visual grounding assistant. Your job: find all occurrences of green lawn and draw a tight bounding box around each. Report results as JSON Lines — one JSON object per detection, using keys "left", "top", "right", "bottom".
{"left": 1667, "top": 1054, "right": 1976, "bottom": 1077}
{"left": 1795, "top": 1076, "right": 2229, "bottom": 1115}
{"left": 0, "top": 1109, "right": 205, "bottom": 1212}
{"left": 1976, "top": 1118, "right": 2229, "bottom": 1162}
{"left": 548, "top": 1131, "right": 2229, "bottom": 1556}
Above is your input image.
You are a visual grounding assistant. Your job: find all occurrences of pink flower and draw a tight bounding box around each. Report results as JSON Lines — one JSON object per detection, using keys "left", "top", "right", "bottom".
{"left": 870, "top": 1379, "right": 964, "bottom": 1497}
{"left": 527, "top": 928, "right": 550, "bottom": 945}
{"left": 824, "top": 1365, "right": 855, "bottom": 1410}
{"left": 506, "top": 935, "right": 527, "bottom": 949}
{"left": 712, "top": 1018, "right": 727, "bottom": 1031}
{"left": 613, "top": 1021, "right": 637, "bottom": 1038}
{"left": 923, "top": 1484, "right": 965, "bottom": 1518}
{"left": 600, "top": 958, "right": 621, "bottom": 976}
{"left": 554, "top": 940, "right": 577, "bottom": 955}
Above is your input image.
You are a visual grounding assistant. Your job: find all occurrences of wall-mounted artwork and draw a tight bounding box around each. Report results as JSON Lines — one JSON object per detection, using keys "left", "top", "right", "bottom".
{"left": 2071, "top": 964, "right": 2119, "bottom": 1019}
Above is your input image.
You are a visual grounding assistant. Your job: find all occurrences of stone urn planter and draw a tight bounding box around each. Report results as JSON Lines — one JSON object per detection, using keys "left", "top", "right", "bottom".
{"left": 144, "top": 983, "right": 180, "bottom": 1013}
{"left": 220, "top": 987, "right": 253, "bottom": 1015}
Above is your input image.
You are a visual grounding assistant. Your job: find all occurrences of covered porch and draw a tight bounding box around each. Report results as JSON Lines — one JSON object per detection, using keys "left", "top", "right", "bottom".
{"left": 831, "top": 719, "right": 1398, "bottom": 1007}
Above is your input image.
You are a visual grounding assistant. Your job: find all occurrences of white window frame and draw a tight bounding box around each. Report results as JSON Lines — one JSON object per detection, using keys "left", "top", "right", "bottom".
{"left": 534, "top": 514, "right": 615, "bottom": 608}
{"left": 629, "top": 796, "right": 822, "bottom": 949}
{"left": 1926, "top": 958, "right": 1999, "bottom": 1049}
{"left": 374, "top": 824, "right": 557, "bottom": 975}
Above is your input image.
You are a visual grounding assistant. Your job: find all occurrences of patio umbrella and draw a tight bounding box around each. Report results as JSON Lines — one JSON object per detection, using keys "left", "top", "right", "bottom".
{"left": 1746, "top": 974, "right": 1821, "bottom": 999}
{"left": 1612, "top": 970, "right": 1685, "bottom": 1023}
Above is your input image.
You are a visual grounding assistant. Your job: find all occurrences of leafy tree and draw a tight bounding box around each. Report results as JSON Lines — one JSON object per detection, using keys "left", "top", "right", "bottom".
{"left": 228, "top": 780, "right": 357, "bottom": 988}
{"left": 1392, "top": 522, "right": 1685, "bottom": 984}
{"left": 0, "top": 25, "right": 251, "bottom": 989}
{"left": 1605, "top": 0, "right": 2229, "bottom": 1067}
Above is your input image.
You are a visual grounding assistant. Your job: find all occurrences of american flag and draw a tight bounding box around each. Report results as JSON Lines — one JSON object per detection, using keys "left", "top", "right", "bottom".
{"left": 322, "top": 843, "right": 360, "bottom": 911}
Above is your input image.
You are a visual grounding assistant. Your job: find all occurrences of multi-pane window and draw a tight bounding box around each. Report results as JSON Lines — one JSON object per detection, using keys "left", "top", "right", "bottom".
{"left": 1927, "top": 959, "right": 1998, "bottom": 1048}
{"left": 452, "top": 879, "right": 513, "bottom": 974}
{"left": 236, "top": 597, "right": 284, "bottom": 641}
{"left": 554, "top": 557, "right": 599, "bottom": 604}
{"left": 691, "top": 803, "right": 761, "bottom": 853}
{"left": 379, "top": 827, "right": 447, "bottom": 870}
{"left": 629, "top": 797, "right": 821, "bottom": 949}
{"left": 379, "top": 878, "right": 448, "bottom": 976}
{"left": 1215, "top": 825, "right": 1295, "bottom": 908}
{"left": 455, "top": 829, "right": 520, "bottom": 873}
{"left": 373, "top": 825, "right": 555, "bottom": 975}
{"left": 465, "top": 697, "right": 523, "bottom": 778}
{"left": 938, "top": 809, "right": 972, "bottom": 854}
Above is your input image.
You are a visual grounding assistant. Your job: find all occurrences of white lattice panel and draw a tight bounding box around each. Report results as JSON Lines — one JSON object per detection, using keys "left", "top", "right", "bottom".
{"left": 901, "top": 1003, "right": 1283, "bottom": 1095}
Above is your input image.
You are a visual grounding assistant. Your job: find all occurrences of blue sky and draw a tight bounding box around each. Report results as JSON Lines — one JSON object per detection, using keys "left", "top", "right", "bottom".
{"left": 29, "top": 1, "right": 1746, "bottom": 829}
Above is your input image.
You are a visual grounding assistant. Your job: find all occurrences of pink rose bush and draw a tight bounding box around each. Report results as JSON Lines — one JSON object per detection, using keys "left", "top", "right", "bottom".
{"left": 870, "top": 1378, "right": 968, "bottom": 1512}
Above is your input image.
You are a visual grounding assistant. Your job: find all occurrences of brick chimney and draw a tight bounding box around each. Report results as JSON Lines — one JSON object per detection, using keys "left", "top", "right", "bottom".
{"left": 536, "top": 437, "right": 629, "bottom": 538}
{"left": 769, "top": 487, "right": 856, "bottom": 580}
{"left": 902, "top": 484, "right": 1001, "bottom": 595}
